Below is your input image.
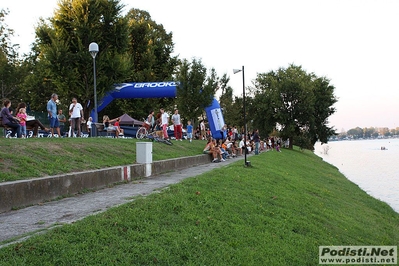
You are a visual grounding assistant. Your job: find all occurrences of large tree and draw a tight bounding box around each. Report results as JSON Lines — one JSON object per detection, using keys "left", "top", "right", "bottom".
{"left": 252, "top": 64, "right": 337, "bottom": 149}
{"left": 32, "top": 0, "right": 131, "bottom": 119}
{"left": 175, "top": 58, "right": 219, "bottom": 125}
{"left": 107, "top": 8, "right": 179, "bottom": 120}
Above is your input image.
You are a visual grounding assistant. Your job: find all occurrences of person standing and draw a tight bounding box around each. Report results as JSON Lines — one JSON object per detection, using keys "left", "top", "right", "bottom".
{"left": 86, "top": 117, "right": 93, "bottom": 136}
{"left": 171, "top": 109, "right": 182, "bottom": 141}
{"left": 186, "top": 120, "right": 193, "bottom": 142}
{"left": 47, "top": 93, "right": 61, "bottom": 137}
{"left": 57, "top": 109, "right": 66, "bottom": 137}
{"left": 253, "top": 129, "right": 260, "bottom": 155}
{"left": 69, "top": 98, "right": 84, "bottom": 137}
{"left": 200, "top": 120, "right": 206, "bottom": 140}
{"left": 160, "top": 108, "right": 169, "bottom": 139}
{"left": 17, "top": 107, "right": 27, "bottom": 138}
{"left": 16, "top": 102, "right": 49, "bottom": 137}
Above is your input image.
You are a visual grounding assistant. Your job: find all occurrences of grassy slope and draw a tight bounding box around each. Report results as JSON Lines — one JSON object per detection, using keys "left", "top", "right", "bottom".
{"left": 0, "top": 138, "right": 207, "bottom": 182}
{"left": 0, "top": 148, "right": 397, "bottom": 265}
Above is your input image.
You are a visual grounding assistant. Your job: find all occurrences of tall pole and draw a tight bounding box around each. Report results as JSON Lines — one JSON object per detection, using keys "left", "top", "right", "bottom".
{"left": 242, "top": 65, "right": 248, "bottom": 166}
{"left": 93, "top": 57, "right": 98, "bottom": 126}
{"left": 89, "top": 42, "right": 99, "bottom": 136}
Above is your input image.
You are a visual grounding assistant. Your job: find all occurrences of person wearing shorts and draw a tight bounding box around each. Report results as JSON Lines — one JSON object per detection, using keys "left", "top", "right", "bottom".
{"left": 186, "top": 120, "right": 193, "bottom": 142}
{"left": 47, "top": 93, "right": 61, "bottom": 137}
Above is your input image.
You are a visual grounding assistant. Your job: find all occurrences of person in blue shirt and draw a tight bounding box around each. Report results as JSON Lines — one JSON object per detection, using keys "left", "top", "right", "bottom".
{"left": 47, "top": 93, "right": 61, "bottom": 137}
{"left": 186, "top": 120, "right": 193, "bottom": 142}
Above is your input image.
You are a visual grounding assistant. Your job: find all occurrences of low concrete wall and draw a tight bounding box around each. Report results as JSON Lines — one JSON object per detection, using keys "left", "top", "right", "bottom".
{"left": 0, "top": 155, "right": 211, "bottom": 213}
{"left": 152, "top": 154, "right": 212, "bottom": 176}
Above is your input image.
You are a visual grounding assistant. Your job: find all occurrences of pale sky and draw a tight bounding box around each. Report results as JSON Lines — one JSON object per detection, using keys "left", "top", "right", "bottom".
{"left": 4, "top": 0, "right": 399, "bottom": 131}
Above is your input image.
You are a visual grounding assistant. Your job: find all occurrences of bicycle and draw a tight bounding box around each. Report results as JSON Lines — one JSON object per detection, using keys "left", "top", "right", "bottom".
{"left": 136, "top": 123, "right": 173, "bottom": 146}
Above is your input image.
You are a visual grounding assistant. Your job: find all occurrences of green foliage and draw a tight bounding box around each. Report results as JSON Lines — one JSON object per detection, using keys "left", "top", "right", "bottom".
{"left": 0, "top": 9, "right": 24, "bottom": 101}
{"left": 0, "top": 149, "right": 398, "bottom": 265}
{"left": 175, "top": 58, "right": 219, "bottom": 123}
{"left": 33, "top": 0, "right": 132, "bottom": 118}
{"left": 252, "top": 64, "right": 337, "bottom": 149}
{"left": 218, "top": 74, "right": 242, "bottom": 128}
{"left": 347, "top": 127, "right": 364, "bottom": 139}
{"left": 102, "top": 8, "right": 179, "bottom": 120}
{"left": 126, "top": 9, "right": 178, "bottom": 82}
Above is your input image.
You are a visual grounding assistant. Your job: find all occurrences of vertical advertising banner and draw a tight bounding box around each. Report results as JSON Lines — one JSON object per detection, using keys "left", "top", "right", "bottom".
{"left": 205, "top": 98, "right": 225, "bottom": 139}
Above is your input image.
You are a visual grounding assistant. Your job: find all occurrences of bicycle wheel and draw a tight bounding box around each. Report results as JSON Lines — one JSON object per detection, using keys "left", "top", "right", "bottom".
{"left": 136, "top": 127, "right": 147, "bottom": 139}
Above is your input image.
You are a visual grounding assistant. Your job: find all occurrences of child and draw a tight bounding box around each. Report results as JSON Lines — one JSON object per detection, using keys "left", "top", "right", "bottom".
{"left": 17, "top": 107, "right": 27, "bottom": 138}
{"left": 86, "top": 117, "right": 93, "bottom": 134}
{"left": 114, "top": 118, "right": 124, "bottom": 136}
{"left": 186, "top": 120, "right": 193, "bottom": 142}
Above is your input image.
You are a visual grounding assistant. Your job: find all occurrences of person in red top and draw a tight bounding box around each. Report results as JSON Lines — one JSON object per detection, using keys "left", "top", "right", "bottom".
{"left": 114, "top": 118, "right": 124, "bottom": 136}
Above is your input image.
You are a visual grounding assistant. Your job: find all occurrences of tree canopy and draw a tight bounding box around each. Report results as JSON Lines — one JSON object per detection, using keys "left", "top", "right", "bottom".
{"left": 0, "top": 9, "right": 24, "bottom": 101}
{"left": 175, "top": 58, "right": 219, "bottom": 123}
{"left": 251, "top": 64, "right": 337, "bottom": 149}
{"left": 30, "top": 0, "right": 131, "bottom": 117}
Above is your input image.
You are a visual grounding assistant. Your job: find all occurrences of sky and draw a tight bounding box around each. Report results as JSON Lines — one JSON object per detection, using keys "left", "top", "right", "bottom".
{"left": 3, "top": 0, "right": 399, "bottom": 132}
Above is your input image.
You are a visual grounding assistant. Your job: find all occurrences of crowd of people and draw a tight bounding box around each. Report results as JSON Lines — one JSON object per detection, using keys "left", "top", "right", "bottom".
{"left": 2, "top": 95, "right": 287, "bottom": 154}
{"left": 200, "top": 125, "right": 285, "bottom": 163}
{"left": 1, "top": 94, "right": 91, "bottom": 138}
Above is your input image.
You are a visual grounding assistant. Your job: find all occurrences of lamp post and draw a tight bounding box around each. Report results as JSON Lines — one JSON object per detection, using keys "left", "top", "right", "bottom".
{"left": 89, "top": 42, "right": 99, "bottom": 136}
{"left": 233, "top": 66, "right": 250, "bottom": 167}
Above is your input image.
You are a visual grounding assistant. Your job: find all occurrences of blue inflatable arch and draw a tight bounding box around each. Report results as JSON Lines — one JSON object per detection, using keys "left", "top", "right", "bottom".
{"left": 93, "top": 81, "right": 225, "bottom": 139}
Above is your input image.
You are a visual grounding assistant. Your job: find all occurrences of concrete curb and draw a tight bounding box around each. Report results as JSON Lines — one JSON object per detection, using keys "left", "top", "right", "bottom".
{"left": 0, "top": 154, "right": 212, "bottom": 213}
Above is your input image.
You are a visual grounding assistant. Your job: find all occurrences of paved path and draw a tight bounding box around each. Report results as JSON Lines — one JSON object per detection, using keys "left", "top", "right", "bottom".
{"left": 0, "top": 156, "right": 246, "bottom": 248}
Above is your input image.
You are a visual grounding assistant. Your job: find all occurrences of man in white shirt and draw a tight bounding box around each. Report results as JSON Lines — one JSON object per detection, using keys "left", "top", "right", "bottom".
{"left": 69, "top": 97, "right": 84, "bottom": 137}
{"left": 171, "top": 109, "right": 182, "bottom": 141}
{"left": 160, "top": 108, "right": 169, "bottom": 139}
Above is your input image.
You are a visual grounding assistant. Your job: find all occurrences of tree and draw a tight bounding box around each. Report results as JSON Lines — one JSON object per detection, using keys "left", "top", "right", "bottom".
{"left": 252, "top": 64, "right": 337, "bottom": 149}
{"left": 347, "top": 127, "right": 363, "bottom": 139}
{"left": 109, "top": 8, "right": 179, "bottom": 120}
{"left": 218, "top": 74, "right": 239, "bottom": 126}
{"left": 308, "top": 76, "right": 337, "bottom": 144}
{"left": 0, "top": 9, "right": 23, "bottom": 101}
{"left": 175, "top": 58, "right": 219, "bottom": 124}
{"left": 33, "top": 0, "right": 132, "bottom": 119}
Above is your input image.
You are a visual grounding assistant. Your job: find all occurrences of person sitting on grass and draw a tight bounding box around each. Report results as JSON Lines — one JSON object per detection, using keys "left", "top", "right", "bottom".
{"left": 203, "top": 137, "right": 224, "bottom": 162}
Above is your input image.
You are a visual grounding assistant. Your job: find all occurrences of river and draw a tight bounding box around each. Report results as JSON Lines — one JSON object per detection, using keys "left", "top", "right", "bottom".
{"left": 313, "top": 139, "right": 399, "bottom": 213}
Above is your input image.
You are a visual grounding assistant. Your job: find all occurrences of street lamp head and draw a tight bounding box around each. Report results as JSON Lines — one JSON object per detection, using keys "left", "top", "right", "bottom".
{"left": 233, "top": 69, "right": 242, "bottom": 74}
{"left": 89, "top": 42, "right": 99, "bottom": 58}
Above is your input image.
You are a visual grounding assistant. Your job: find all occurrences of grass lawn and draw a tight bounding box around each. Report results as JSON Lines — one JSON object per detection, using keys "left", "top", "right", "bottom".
{"left": 0, "top": 138, "right": 207, "bottom": 182}
{"left": 0, "top": 148, "right": 397, "bottom": 265}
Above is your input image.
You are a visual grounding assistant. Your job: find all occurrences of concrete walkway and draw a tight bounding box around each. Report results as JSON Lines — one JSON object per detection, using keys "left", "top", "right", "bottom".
{"left": 0, "top": 156, "right": 246, "bottom": 248}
